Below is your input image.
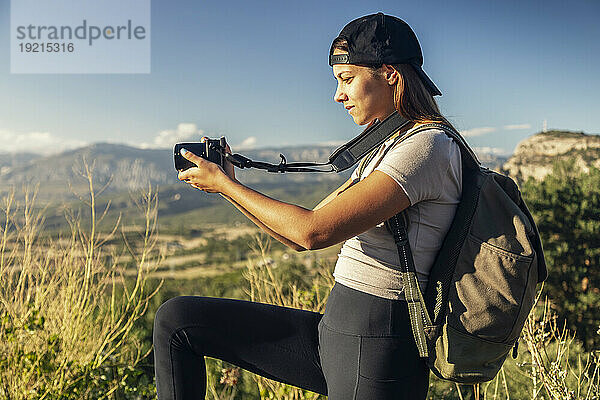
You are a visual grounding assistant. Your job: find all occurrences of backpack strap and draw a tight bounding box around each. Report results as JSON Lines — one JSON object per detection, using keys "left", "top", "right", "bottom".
{"left": 410, "top": 122, "right": 482, "bottom": 170}
{"left": 357, "top": 122, "right": 457, "bottom": 179}
{"left": 385, "top": 213, "right": 433, "bottom": 358}
{"left": 384, "top": 122, "right": 470, "bottom": 358}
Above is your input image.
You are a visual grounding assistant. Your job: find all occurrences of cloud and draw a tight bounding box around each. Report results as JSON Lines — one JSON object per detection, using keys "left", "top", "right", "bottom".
{"left": 503, "top": 124, "right": 531, "bottom": 130}
{"left": 460, "top": 127, "right": 497, "bottom": 137}
{"left": 0, "top": 129, "right": 86, "bottom": 155}
{"left": 140, "top": 123, "right": 204, "bottom": 149}
{"left": 236, "top": 136, "right": 258, "bottom": 150}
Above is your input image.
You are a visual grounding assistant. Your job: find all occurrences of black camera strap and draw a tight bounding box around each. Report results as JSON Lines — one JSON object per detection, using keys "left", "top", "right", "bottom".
{"left": 224, "top": 152, "right": 333, "bottom": 173}
{"left": 327, "top": 111, "right": 411, "bottom": 172}
{"left": 223, "top": 111, "right": 413, "bottom": 173}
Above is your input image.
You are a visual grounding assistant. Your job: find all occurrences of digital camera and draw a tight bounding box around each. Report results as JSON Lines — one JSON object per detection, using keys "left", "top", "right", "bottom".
{"left": 174, "top": 137, "right": 227, "bottom": 171}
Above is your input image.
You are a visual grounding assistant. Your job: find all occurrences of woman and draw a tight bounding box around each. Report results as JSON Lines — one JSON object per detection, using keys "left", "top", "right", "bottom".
{"left": 154, "top": 12, "right": 462, "bottom": 400}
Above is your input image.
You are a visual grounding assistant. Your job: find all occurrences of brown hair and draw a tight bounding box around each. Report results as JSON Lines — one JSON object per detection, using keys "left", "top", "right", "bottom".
{"left": 332, "top": 38, "right": 455, "bottom": 128}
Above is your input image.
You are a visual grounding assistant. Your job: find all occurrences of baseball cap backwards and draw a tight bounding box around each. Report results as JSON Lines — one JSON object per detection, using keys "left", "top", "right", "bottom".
{"left": 329, "top": 12, "right": 442, "bottom": 96}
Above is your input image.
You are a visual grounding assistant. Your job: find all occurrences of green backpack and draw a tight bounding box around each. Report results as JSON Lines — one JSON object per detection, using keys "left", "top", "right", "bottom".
{"left": 371, "top": 123, "right": 548, "bottom": 383}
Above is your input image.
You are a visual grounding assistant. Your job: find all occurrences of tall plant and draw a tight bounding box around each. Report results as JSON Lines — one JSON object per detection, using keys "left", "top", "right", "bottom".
{"left": 0, "top": 164, "right": 162, "bottom": 399}
{"left": 521, "top": 160, "right": 600, "bottom": 350}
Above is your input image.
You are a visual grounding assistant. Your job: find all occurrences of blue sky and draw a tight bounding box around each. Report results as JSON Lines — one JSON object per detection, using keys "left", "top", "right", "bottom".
{"left": 0, "top": 0, "right": 598, "bottom": 156}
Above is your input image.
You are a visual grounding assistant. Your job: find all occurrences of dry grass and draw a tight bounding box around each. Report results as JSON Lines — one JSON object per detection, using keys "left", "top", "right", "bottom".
{"left": 0, "top": 164, "right": 163, "bottom": 399}
{"left": 445, "top": 290, "right": 600, "bottom": 400}
{"left": 520, "top": 295, "right": 599, "bottom": 400}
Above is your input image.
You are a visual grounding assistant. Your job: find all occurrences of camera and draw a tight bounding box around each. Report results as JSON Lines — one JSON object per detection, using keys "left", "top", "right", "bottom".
{"left": 174, "top": 137, "right": 227, "bottom": 171}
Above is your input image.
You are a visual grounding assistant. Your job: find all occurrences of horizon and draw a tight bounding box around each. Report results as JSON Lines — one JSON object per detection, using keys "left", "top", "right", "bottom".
{"left": 1, "top": 126, "right": 597, "bottom": 158}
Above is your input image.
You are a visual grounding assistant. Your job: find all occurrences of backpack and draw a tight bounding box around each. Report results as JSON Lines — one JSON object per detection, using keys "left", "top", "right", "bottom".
{"left": 363, "top": 122, "right": 548, "bottom": 383}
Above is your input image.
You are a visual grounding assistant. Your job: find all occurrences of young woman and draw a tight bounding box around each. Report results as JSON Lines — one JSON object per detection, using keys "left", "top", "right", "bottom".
{"left": 154, "top": 13, "right": 462, "bottom": 400}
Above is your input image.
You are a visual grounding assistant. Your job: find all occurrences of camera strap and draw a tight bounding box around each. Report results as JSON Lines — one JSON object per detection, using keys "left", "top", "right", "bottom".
{"left": 224, "top": 111, "right": 413, "bottom": 173}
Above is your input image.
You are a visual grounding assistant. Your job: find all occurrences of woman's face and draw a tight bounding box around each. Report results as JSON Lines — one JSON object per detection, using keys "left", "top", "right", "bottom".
{"left": 332, "top": 49, "right": 397, "bottom": 126}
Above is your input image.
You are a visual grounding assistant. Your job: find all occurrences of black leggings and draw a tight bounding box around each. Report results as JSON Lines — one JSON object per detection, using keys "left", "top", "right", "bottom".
{"left": 153, "top": 282, "right": 429, "bottom": 399}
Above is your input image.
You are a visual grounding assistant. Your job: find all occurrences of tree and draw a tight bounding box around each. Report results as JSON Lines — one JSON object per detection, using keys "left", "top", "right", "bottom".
{"left": 521, "top": 159, "right": 600, "bottom": 350}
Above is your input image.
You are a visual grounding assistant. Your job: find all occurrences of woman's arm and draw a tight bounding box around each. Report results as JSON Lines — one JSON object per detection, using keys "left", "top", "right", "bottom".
{"left": 216, "top": 171, "right": 409, "bottom": 250}
{"left": 177, "top": 149, "right": 410, "bottom": 250}
{"left": 182, "top": 142, "right": 307, "bottom": 251}
{"left": 221, "top": 175, "right": 358, "bottom": 250}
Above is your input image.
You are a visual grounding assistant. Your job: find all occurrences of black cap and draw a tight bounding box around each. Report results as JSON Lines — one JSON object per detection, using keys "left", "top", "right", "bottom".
{"left": 329, "top": 12, "right": 442, "bottom": 96}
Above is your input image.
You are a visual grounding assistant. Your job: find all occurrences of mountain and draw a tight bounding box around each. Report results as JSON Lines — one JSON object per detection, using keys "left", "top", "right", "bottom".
{"left": 0, "top": 144, "right": 173, "bottom": 200}
{"left": 472, "top": 151, "right": 508, "bottom": 172}
{"left": 0, "top": 152, "right": 41, "bottom": 173}
{"left": 0, "top": 143, "right": 349, "bottom": 200}
{"left": 502, "top": 130, "right": 600, "bottom": 181}
{"left": 0, "top": 139, "right": 540, "bottom": 231}
{"left": 0, "top": 140, "right": 516, "bottom": 201}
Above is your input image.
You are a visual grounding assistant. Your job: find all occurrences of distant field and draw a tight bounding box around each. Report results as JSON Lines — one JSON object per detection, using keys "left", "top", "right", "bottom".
{"left": 0, "top": 178, "right": 345, "bottom": 285}
{"left": 95, "top": 222, "right": 343, "bottom": 285}
{"left": 14, "top": 177, "right": 348, "bottom": 234}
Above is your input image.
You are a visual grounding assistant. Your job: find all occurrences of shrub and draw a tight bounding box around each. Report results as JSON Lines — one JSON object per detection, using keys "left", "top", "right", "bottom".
{"left": 0, "top": 166, "right": 162, "bottom": 399}
{"left": 521, "top": 160, "right": 600, "bottom": 350}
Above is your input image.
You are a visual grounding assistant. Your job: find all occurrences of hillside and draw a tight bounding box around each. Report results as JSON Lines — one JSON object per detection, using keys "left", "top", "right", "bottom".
{"left": 0, "top": 143, "right": 348, "bottom": 201}
{"left": 0, "top": 135, "right": 565, "bottom": 231}
{"left": 503, "top": 130, "right": 600, "bottom": 181}
{"left": 0, "top": 140, "right": 509, "bottom": 201}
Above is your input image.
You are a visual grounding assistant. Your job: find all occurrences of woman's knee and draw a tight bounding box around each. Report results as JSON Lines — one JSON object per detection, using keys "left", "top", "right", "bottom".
{"left": 153, "top": 295, "right": 212, "bottom": 337}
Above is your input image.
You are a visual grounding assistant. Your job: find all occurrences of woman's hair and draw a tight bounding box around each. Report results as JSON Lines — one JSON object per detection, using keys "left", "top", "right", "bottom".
{"left": 332, "top": 38, "right": 454, "bottom": 128}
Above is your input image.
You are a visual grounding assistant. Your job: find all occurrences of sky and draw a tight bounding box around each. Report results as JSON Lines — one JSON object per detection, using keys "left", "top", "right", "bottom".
{"left": 0, "top": 0, "right": 598, "bottom": 157}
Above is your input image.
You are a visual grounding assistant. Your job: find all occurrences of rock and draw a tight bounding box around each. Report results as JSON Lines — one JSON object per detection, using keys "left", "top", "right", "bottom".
{"left": 502, "top": 130, "right": 600, "bottom": 181}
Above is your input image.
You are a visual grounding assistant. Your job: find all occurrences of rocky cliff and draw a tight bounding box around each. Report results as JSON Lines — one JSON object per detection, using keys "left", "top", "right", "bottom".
{"left": 502, "top": 130, "right": 600, "bottom": 181}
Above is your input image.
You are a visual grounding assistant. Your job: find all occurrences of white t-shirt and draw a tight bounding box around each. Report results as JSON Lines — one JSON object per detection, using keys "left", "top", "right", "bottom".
{"left": 333, "top": 127, "right": 462, "bottom": 300}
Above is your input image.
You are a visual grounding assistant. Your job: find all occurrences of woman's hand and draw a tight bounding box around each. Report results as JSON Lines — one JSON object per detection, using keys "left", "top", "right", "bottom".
{"left": 177, "top": 147, "right": 232, "bottom": 193}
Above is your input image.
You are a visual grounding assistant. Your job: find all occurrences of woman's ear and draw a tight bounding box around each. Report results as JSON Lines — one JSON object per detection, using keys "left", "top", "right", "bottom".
{"left": 382, "top": 64, "right": 399, "bottom": 86}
